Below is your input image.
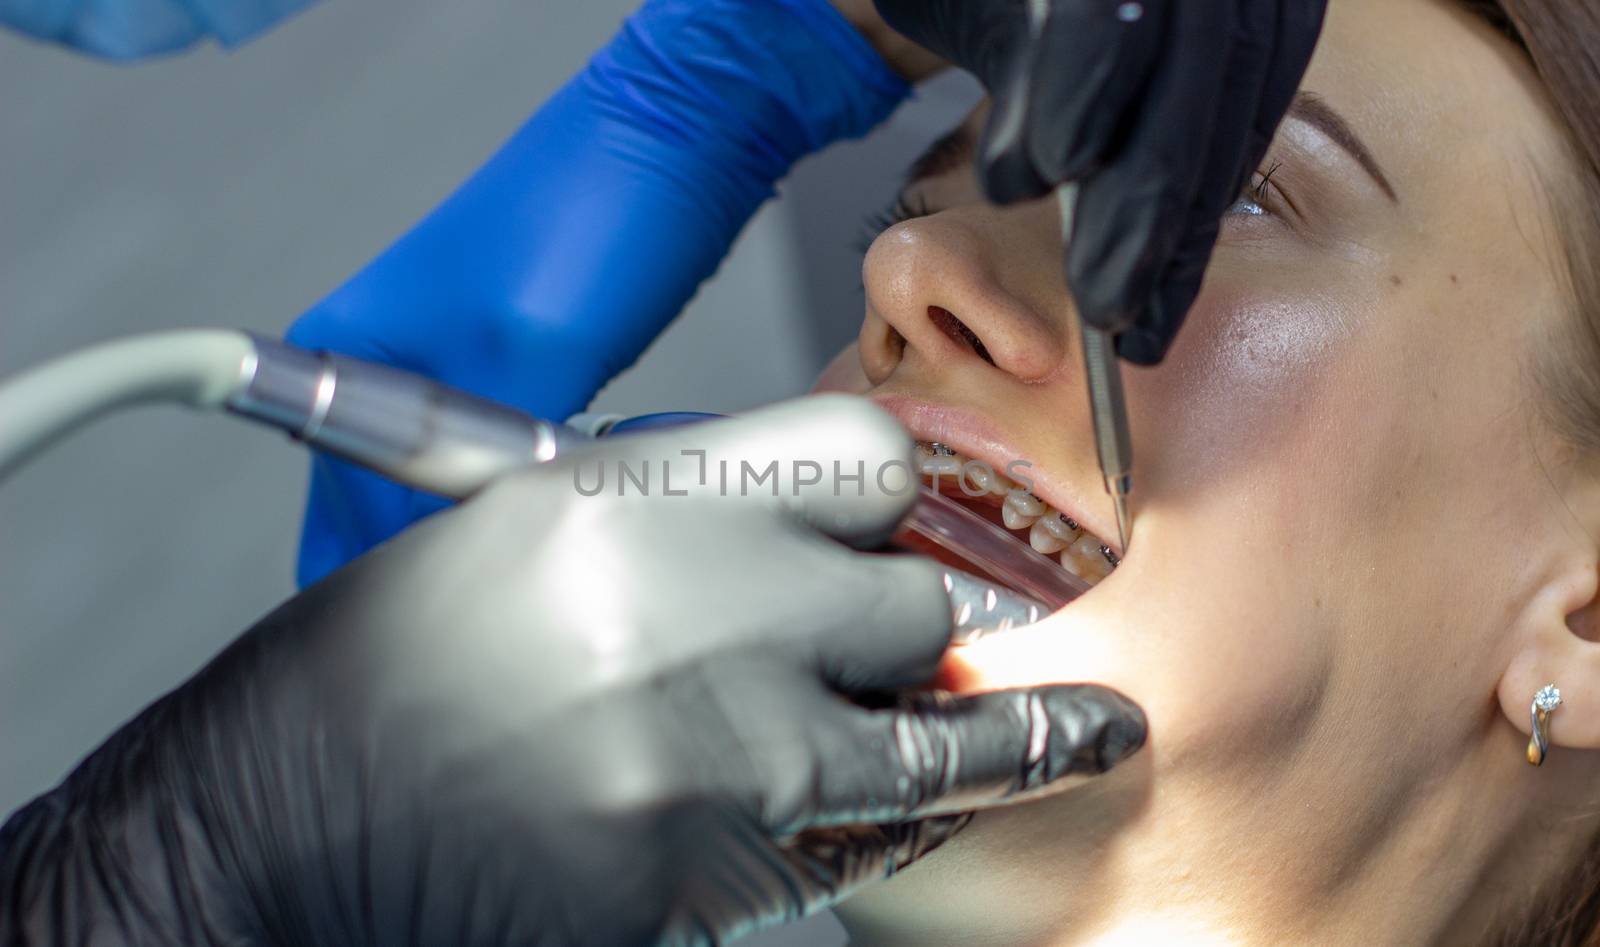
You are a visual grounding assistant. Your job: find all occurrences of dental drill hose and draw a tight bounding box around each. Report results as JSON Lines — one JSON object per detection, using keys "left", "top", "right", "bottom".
{"left": 0, "top": 330, "right": 1044, "bottom": 639}
{"left": 0, "top": 330, "right": 252, "bottom": 480}
{"left": 0, "top": 330, "right": 580, "bottom": 498}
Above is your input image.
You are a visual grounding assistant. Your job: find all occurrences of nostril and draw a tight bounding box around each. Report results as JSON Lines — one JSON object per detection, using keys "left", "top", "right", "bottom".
{"left": 928, "top": 306, "right": 995, "bottom": 367}
{"left": 885, "top": 326, "right": 906, "bottom": 364}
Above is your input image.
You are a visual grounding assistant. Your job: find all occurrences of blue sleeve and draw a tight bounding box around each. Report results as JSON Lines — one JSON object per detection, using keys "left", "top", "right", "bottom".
{"left": 1, "top": 0, "right": 316, "bottom": 60}
{"left": 288, "top": 0, "right": 910, "bottom": 587}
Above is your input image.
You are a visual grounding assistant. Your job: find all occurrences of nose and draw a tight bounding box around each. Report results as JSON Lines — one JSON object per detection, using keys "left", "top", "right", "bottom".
{"left": 857, "top": 203, "right": 1070, "bottom": 386}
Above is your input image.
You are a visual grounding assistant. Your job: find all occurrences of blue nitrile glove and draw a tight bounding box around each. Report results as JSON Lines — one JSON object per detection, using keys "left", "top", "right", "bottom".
{"left": 1, "top": 0, "right": 315, "bottom": 60}
{"left": 288, "top": 0, "right": 910, "bottom": 588}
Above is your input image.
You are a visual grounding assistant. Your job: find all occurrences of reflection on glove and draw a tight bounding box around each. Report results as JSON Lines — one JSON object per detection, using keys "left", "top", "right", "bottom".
{"left": 0, "top": 0, "right": 316, "bottom": 60}
{"left": 874, "top": 0, "right": 1326, "bottom": 364}
{"left": 288, "top": 0, "right": 910, "bottom": 587}
{"left": 0, "top": 395, "right": 1145, "bottom": 946}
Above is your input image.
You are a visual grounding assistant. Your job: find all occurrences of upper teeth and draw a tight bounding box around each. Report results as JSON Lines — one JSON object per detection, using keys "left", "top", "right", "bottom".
{"left": 914, "top": 440, "right": 1118, "bottom": 578}
{"left": 1028, "top": 517, "right": 1070, "bottom": 554}
{"left": 1037, "top": 512, "right": 1077, "bottom": 541}
{"left": 1000, "top": 492, "right": 1044, "bottom": 529}
{"left": 963, "top": 462, "right": 1005, "bottom": 495}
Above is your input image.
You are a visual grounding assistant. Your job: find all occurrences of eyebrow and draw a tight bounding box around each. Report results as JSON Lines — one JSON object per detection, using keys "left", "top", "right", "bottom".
{"left": 903, "top": 91, "right": 1400, "bottom": 204}
{"left": 1285, "top": 91, "right": 1399, "bottom": 203}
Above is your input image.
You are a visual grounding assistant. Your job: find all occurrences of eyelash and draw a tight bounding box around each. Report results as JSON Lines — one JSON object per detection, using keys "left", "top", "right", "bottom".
{"left": 855, "top": 192, "right": 932, "bottom": 254}
{"left": 1230, "top": 160, "right": 1284, "bottom": 217}
{"left": 853, "top": 159, "right": 1286, "bottom": 253}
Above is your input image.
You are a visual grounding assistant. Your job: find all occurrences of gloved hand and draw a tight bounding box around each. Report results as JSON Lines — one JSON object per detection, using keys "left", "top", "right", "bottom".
{"left": 0, "top": 395, "right": 1146, "bottom": 946}
{"left": 873, "top": 0, "right": 1327, "bottom": 364}
{"left": 0, "top": 0, "right": 315, "bottom": 60}
{"left": 289, "top": 0, "right": 911, "bottom": 587}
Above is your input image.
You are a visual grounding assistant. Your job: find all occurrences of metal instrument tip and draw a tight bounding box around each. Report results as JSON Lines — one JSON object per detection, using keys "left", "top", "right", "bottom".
{"left": 1111, "top": 487, "right": 1130, "bottom": 556}
{"left": 1081, "top": 324, "right": 1134, "bottom": 560}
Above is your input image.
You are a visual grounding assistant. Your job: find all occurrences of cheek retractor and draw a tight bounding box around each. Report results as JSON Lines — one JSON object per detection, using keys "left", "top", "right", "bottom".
{"left": 896, "top": 485, "right": 1091, "bottom": 634}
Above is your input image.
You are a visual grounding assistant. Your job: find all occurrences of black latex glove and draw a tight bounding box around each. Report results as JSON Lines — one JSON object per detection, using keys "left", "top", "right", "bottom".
{"left": 0, "top": 396, "right": 1145, "bottom": 947}
{"left": 874, "top": 0, "right": 1326, "bottom": 364}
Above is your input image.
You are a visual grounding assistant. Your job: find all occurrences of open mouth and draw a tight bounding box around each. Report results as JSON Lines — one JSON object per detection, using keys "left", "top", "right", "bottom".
{"left": 866, "top": 394, "right": 1123, "bottom": 610}
{"left": 913, "top": 440, "right": 1120, "bottom": 583}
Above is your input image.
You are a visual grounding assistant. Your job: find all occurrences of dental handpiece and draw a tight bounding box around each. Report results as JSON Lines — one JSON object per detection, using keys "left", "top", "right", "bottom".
{"left": 224, "top": 336, "right": 587, "bottom": 496}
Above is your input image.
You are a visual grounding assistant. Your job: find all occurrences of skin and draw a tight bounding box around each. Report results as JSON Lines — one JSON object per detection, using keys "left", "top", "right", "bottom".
{"left": 812, "top": 1, "right": 1600, "bottom": 943}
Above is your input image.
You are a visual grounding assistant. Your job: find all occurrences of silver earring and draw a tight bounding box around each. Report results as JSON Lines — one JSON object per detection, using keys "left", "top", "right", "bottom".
{"left": 1527, "top": 684, "right": 1563, "bottom": 766}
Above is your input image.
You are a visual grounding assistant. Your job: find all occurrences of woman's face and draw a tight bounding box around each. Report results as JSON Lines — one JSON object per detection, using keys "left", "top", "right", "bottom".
{"left": 818, "top": 0, "right": 1593, "bottom": 939}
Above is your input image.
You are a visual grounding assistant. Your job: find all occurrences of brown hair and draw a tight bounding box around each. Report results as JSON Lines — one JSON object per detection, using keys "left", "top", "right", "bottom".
{"left": 1455, "top": 2, "right": 1600, "bottom": 945}
{"left": 1463, "top": 1, "right": 1600, "bottom": 457}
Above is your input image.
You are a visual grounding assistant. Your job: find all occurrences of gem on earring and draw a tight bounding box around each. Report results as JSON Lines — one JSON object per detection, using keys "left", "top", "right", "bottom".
{"left": 1527, "top": 684, "right": 1562, "bottom": 766}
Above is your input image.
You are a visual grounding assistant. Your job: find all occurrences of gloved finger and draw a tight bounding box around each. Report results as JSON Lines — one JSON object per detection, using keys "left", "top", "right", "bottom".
{"left": 1117, "top": 0, "right": 1281, "bottom": 365}
{"left": 984, "top": 0, "right": 1169, "bottom": 203}
{"left": 1118, "top": 213, "right": 1217, "bottom": 365}
{"left": 545, "top": 394, "right": 919, "bottom": 548}
{"left": 871, "top": 0, "right": 1008, "bottom": 88}
{"left": 776, "top": 814, "right": 974, "bottom": 914}
{"left": 1065, "top": 0, "right": 1236, "bottom": 336}
{"left": 791, "top": 684, "right": 1146, "bottom": 830}
{"left": 1262, "top": 0, "right": 1329, "bottom": 135}
{"left": 807, "top": 551, "right": 953, "bottom": 693}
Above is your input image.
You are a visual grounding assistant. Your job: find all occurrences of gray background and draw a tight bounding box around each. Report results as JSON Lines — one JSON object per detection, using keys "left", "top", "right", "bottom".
{"left": 0, "top": 1, "right": 976, "bottom": 942}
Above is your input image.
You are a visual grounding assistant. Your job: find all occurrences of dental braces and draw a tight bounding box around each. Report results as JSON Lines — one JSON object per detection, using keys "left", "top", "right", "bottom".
{"left": 917, "top": 441, "right": 1120, "bottom": 570}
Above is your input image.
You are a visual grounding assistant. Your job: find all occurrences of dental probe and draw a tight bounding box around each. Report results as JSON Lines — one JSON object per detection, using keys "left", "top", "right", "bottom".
{"left": 1057, "top": 183, "right": 1134, "bottom": 554}
{"left": 0, "top": 330, "right": 1049, "bottom": 643}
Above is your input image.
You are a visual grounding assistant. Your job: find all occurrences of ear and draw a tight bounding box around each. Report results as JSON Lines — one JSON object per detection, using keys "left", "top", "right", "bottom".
{"left": 1497, "top": 556, "right": 1600, "bottom": 753}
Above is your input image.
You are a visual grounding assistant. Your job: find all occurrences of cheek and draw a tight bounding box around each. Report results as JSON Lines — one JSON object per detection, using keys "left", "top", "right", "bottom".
{"left": 935, "top": 281, "right": 1384, "bottom": 772}
{"left": 1135, "top": 285, "right": 1372, "bottom": 492}
{"left": 936, "top": 554, "right": 1336, "bottom": 778}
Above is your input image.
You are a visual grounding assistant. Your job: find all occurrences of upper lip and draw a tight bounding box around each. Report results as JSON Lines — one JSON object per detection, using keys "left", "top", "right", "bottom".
{"left": 868, "top": 393, "right": 1122, "bottom": 557}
